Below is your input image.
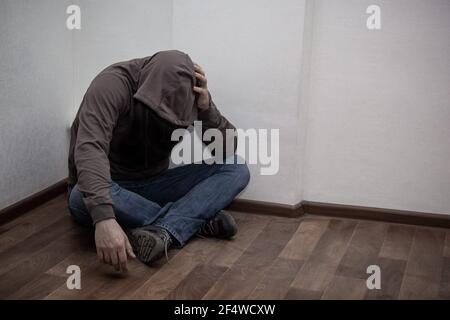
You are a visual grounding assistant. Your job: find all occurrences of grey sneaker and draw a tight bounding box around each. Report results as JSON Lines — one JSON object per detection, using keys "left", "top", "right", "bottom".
{"left": 126, "top": 225, "right": 172, "bottom": 265}
{"left": 198, "top": 211, "right": 238, "bottom": 239}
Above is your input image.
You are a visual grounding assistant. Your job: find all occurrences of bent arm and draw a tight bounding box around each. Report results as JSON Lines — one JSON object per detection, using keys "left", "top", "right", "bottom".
{"left": 74, "top": 75, "right": 126, "bottom": 224}
{"left": 198, "top": 92, "right": 237, "bottom": 159}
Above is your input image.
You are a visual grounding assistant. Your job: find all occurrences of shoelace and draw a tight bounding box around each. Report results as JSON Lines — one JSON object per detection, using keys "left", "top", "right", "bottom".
{"left": 200, "top": 220, "right": 216, "bottom": 236}
{"left": 158, "top": 229, "right": 172, "bottom": 264}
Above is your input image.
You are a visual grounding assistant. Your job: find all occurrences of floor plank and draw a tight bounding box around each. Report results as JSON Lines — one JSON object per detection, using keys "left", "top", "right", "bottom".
{"left": 290, "top": 219, "right": 357, "bottom": 293}
{"left": 379, "top": 224, "right": 415, "bottom": 261}
{"left": 0, "top": 227, "right": 82, "bottom": 298}
{"left": 203, "top": 219, "right": 300, "bottom": 299}
{"left": 321, "top": 276, "right": 367, "bottom": 300}
{"left": 0, "top": 196, "right": 68, "bottom": 253}
{"left": 45, "top": 250, "right": 97, "bottom": 278}
{"left": 127, "top": 237, "right": 222, "bottom": 299}
{"left": 364, "top": 257, "right": 406, "bottom": 300}
{"left": 7, "top": 273, "right": 65, "bottom": 300}
{"left": 204, "top": 214, "right": 270, "bottom": 268}
{"left": 279, "top": 218, "right": 329, "bottom": 261}
{"left": 444, "top": 231, "right": 450, "bottom": 258}
{"left": 248, "top": 258, "right": 304, "bottom": 300}
{"left": 46, "top": 263, "right": 120, "bottom": 300}
{"left": 336, "top": 221, "right": 387, "bottom": 279}
{"left": 16, "top": 245, "right": 97, "bottom": 300}
{"left": 284, "top": 287, "right": 323, "bottom": 300}
{"left": 398, "top": 227, "right": 446, "bottom": 299}
{"left": 0, "top": 195, "right": 66, "bottom": 235}
{"left": 0, "top": 217, "right": 74, "bottom": 275}
{"left": 88, "top": 249, "right": 181, "bottom": 300}
{"left": 166, "top": 264, "right": 228, "bottom": 300}
{"left": 46, "top": 244, "right": 178, "bottom": 300}
{"left": 438, "top": 257, "right": 450, "bottom": 299}
{"left": 1, "top": 195, "right": 449, "bottom": 300}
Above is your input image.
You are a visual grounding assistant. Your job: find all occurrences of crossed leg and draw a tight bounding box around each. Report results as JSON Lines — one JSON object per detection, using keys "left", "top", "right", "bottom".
{"left": 68, "top": 155, "right": 250, "bottom": 246}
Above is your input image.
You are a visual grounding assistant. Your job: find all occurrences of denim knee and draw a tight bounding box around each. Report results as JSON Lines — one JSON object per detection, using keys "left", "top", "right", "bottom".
{"left": 225, "top": 154, "right": 251, "bottom": 190}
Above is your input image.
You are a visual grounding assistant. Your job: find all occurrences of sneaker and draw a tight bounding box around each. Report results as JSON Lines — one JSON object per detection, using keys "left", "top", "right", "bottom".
{"left": 198, "top": 211, "right": 237, "bottom": 239}
{"left": 126, "top": 225, "right": 172, "bottom": 265}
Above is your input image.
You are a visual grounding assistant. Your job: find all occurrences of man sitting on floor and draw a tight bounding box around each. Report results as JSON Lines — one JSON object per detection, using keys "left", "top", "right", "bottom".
{"left": 67, "top": 50, "right": 250, "bottom": 272}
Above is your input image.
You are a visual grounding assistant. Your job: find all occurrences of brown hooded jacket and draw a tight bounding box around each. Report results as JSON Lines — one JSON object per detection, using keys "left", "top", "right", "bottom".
{"left": 68, "top": 50, "right": 235, "bottom": 224}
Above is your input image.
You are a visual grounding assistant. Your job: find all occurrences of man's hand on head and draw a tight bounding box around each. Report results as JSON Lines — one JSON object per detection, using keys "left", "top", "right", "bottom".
{"left": 193, "top": 63, "right": 210, "bottom": 110}
{"left": 94, "top": 218, "right": 135, "bottom": 272}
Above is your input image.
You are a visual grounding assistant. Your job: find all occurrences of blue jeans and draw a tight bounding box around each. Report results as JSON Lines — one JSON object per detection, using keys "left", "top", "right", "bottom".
{"left": 68, "top": 155, "right": 250, "bottom": 246}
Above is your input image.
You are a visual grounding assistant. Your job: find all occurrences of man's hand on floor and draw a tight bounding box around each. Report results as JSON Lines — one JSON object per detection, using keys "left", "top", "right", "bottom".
{"left": 94, "top": 218, "right": 136, "bottom": 272}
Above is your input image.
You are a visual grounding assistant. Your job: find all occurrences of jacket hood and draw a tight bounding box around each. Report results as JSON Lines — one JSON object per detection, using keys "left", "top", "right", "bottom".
{"left": 133, "top": 50, "right": 197, "bottom": 127}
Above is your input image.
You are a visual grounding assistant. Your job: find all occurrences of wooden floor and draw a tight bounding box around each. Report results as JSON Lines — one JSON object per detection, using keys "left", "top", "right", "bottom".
{"left": 0, "top": 194, "right": 449, "bottom": 300}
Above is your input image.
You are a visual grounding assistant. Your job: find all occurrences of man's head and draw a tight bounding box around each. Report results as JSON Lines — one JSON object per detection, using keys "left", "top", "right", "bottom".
{"left": 133, "top": 50, "right": 198, "bottom": 127}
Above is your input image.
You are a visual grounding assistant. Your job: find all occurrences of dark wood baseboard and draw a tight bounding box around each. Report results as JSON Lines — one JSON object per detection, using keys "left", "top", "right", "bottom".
{"left": 301, "top": 200, "right": 450, "bottom": 229}
{"left": 227, "top": 198, "right": 303, "bottom": 218}
{"left": 0, "top": 178, "right": 68, "bottom": 225}
{"left": 1, "top": 178, "right": 449, "bottom": 229}
{"left": 229, "top": 199, "right": 450, "bottom": 228}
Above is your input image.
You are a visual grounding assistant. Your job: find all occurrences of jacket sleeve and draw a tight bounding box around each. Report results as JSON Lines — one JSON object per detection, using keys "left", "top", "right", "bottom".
{"left": 74, "top": 74, "right": 126, "bottom": 224}
{"left": 197, "top": 92, "right": 237, "bottom": 159}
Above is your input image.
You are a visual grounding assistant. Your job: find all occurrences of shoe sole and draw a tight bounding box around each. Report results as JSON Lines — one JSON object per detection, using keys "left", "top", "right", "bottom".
{"left": 128, "top": 229, "right": 162, "bottom": 264}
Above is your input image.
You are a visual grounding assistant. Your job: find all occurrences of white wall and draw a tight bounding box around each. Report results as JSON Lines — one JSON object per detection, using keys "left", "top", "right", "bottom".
{"left": 73, "top": 0, "right": 311, "bottom": 206}
{"left": 173, "top": 0, "right": 309, "bottom": 205}
{"left": 303, "top": 0, "right": 450, "bottom": 214}
{"left": 2, "top": 0, "right": 449, "bottom": 216}
{"left": 0, "top": 0, "right": 73, "bottom": 209}
{"left": 72, "top": 0, "right": 173, "bottom": 117}
{"left": 0, "top": 0, "right": 173, "bottom": 210}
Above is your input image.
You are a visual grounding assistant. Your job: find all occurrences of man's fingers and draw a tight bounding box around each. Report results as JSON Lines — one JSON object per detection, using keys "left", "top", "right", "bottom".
{"left": 193, "top": 86, "right": 207, "bottom": 94}
{"left": 102, "top": 249, "right": 111, "bottom": 264}
{"left": 125, "top": 239, "right": 136, "bottom": 259}
{"left": 110, "top": 249, "right": 119, "bottom": 267}
{"left": 118, "top": 248, "right": 128, "bottom": 272}
{"left": 194, "top": 72, "right": 207, "bottom": 85}
{"left": 193, "top": 63, "right": 205, "bottom": 75}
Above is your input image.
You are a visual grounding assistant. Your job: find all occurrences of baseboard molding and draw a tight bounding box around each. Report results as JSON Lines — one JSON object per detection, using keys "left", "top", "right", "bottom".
{"left": 0, "top": 178, "right": 68, "bottom": 225}
{"left": 301, "top": 201, "right": 450, "bottom": 229}
{"left": 226, "top": 198, "right": 303, "bottom": 218}
{"left": 1, "top": 178, "right": 449, "bottom": 229}
{"left": 229, "top": 199, "right": 450, "bottom": 228}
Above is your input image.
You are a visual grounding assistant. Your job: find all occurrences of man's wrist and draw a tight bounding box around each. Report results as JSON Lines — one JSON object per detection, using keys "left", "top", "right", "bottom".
{"left": 91, "top": 204, "right": 115, "bottom": 225}
{"left": 198, "top": 97, "right": 211, "bottom": 111}
{"left": 95, "top": 217, "right": 116, "bottom": 228}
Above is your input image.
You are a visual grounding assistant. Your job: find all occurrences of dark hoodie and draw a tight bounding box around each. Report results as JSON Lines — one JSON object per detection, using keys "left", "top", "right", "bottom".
{"left": 68, "top": 50, "right": 236, "bottom": 224}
